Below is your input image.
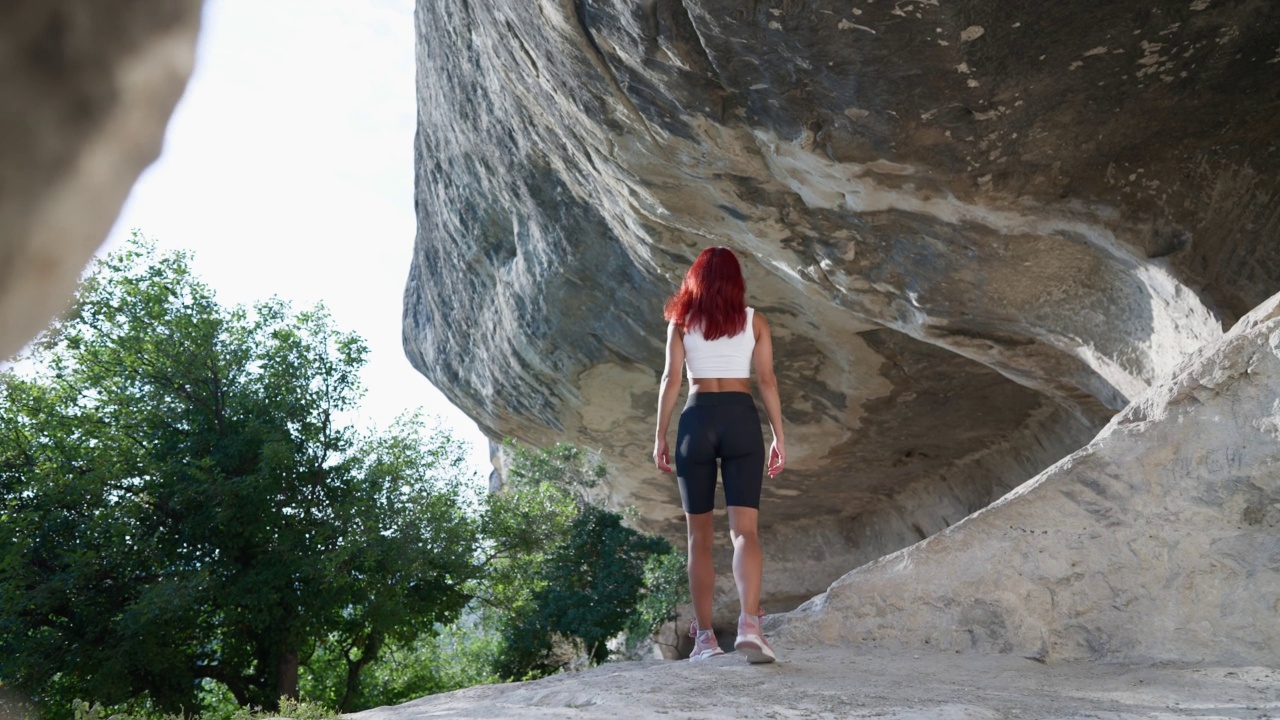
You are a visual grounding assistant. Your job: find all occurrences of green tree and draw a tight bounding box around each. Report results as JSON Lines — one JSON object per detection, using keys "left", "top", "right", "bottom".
{"left": 475, "top": 443, "right": 592, "bottom": 619}
{"left": 300, "top": 613, "right": 501, "bottom": 711}
{"left": 0, "top": 234, "right": 480, "bottom": 718}
{"left": 625, "top": 548, "right": 691, "bottom": 652}
{"left": 474, "top": 443, "right": 686, "bottom": 680}
{"left": 296, "top": 440, "right": 687, "bottom": 703}
{"left": 299, "top": 447, "right": 688, "bottom": 703}
{"left": 492, "top": 506, "right": 674, "bottom": 678}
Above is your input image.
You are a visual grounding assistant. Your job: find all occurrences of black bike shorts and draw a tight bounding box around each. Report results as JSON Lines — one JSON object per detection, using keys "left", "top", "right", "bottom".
{"left": 675, "top": 392, "right": 764, "bottom": 514}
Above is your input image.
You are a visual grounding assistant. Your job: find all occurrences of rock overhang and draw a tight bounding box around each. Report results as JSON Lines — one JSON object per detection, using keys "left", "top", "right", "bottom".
{"left": 406, "top": 0, "right": 1280, "bottom": 620}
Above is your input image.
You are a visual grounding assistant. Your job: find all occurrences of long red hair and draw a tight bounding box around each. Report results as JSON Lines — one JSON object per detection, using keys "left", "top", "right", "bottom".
{"left": 663, "top": 246, "right": 747, "bottom": 340}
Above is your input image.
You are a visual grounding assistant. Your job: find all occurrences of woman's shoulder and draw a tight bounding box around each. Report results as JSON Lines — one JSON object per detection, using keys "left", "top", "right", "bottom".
{"left": 751, "top": 307, "right": 770, "bottom": 336}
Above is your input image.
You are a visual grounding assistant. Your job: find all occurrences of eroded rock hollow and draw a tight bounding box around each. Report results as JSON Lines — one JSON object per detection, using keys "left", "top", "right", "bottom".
{"left": 778, "top": 294, "right": 1280, "bottom": 665}
{"left": 405, "top": 0, "right": 1280, "bottom": 623}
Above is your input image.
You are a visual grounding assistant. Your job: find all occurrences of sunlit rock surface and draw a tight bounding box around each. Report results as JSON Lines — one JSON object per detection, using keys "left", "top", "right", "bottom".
{"left": 0, "top": 1, "right": 202, "bottom": 359}
{"left": 406, "top": 0, "right": 1280, "bottom": 623}
{"left": 777, "top": 294, "right": 1280, "bottom": 665}
{"left": 350, "top": 648, "right": 1278, "bottom": 719}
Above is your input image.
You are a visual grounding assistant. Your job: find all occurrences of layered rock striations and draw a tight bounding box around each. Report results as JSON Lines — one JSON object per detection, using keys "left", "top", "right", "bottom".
{"left": 406, "top": 0, "right": 1280, "bottom": 619}
{"left": 0, "top": 1, "right": 204, "bottom": 359}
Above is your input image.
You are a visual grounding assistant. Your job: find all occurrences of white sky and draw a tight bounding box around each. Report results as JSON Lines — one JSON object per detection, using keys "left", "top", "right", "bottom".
{"left": 101, "top": 0, "right": 492, "bottom": 477}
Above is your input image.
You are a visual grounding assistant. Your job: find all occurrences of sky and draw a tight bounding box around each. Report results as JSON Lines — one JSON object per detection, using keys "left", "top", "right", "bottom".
{"left": 99, "top": 0, "right": 492, "bottom": 477}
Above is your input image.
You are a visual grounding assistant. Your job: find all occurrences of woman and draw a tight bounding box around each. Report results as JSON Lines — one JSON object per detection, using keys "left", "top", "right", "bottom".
{"left": 653, "top": 246, "right": 785, "bottom": 663}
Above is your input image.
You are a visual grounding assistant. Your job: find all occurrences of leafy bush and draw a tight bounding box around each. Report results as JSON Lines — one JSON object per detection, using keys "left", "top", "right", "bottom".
{"left": 477, "top": 443, "right": 687, "bottom": 681}
{"left": 64, "top": 696, "right": 339, "bottom": 720}
{"left": 627, "top": 549, "right": 692, "bottom": 649}
{"left": 300, "top": 613, "right": 502, "bottom": 710}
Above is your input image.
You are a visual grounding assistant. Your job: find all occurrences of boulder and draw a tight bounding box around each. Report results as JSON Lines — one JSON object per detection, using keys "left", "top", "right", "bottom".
{"left": 776, "top": 294, "right": 1280, "bottom": 664}
{"left": 0, "top": 1, "right": 203, "bottom": 360}
{"left": 406, "top": 0, "right": 1280, "bottom": 622}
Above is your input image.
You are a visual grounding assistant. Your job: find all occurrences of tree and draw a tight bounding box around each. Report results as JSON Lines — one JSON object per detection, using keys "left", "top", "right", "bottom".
{"left": 491, "top": 505, "right": 674, "bottom": 678}
{"left": 475, "top": 443, "right": 596, "bottom": 619}
{"left": 299, "top": 611, "right": 502, "bottom": 711}
{"left": 0, "top": 234, "right": 481, "bottom": 718}
{"left": 299, "top": 415, "right": 479, "bottom": 714}
{"left": 474, "top": 443, "right": 686, "bottom": 680}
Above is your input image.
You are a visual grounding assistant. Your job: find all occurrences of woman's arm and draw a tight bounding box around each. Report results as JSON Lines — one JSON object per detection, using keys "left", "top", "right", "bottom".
{"left": 653, "top": 321, "right": 686, "bottom": 473}
{"left": 752, "top": 311, "right": 785, "bottom": 477}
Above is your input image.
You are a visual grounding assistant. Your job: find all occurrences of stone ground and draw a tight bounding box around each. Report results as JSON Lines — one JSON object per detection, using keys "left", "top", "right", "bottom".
{"left": 350, "top": 644, "right": 1280, "bottom": 720}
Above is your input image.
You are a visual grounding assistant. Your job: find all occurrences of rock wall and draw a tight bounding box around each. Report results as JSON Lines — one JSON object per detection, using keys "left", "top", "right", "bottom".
{"left": 406, "top": 0, "right": 1280, "bottom": 621}
{"left": 776, "top": 293, "right": 1280, "bottom": 664}
{"left": 0, "top": 1, "right": 203, "bottom": 360}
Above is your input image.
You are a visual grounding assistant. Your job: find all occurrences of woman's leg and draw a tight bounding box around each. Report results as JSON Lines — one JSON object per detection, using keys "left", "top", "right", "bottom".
{"left": 686, "top": 510, "right": 716, "bottom": 630}
{"left": 726, "top": 506, "right": 762, "bottom": 617}
{"left": 720, "top": 398, "right": 765, "bottom": 618}
{"left": 675, "top": 403, "right": 718, "bottom": 630}
{"left": 719, "top": 398, "right": 775, "bottom": 661}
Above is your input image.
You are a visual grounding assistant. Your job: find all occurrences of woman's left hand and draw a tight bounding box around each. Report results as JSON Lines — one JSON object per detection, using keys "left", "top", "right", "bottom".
{"left": 767, "top": 438, "right": 785, "bottom": 478}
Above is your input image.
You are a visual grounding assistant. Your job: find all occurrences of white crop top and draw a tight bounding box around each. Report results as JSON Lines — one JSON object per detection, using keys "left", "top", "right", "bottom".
{"left": 683, "top": 307, "right": 755, "bottom": 379}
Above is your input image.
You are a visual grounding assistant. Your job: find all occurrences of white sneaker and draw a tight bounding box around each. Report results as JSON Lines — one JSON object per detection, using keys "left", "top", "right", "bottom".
{"left": 733, "top": 611, "right": 777, "bottom": 663}
{"left": 688, "top": 619, "right": 725, "bottom": 661}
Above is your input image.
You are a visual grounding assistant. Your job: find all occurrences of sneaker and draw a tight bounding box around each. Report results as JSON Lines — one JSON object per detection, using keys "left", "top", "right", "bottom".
{"left": 688, "top": 619, "right": 725, "bottom": 661}
{"left": 734, "top": 610, "right": 777, "bottom": 663}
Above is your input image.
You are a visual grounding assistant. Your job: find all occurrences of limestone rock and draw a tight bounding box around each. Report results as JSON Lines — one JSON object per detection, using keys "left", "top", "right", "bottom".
{"left": 0, "top": 1, "right": 203, "bottom": 359}
{"left": 406, "top": 0, "right": 1280, "bottom": 621}
{"left": 775, "top": 294, "right": 1280, "bottom": 664}
{"left": 348, "top": 645, "right": 1280, "bottom": 719}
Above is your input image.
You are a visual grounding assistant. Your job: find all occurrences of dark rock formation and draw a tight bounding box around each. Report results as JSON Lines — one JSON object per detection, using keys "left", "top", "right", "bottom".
{"left": 0, "top": 1, "right": 203, "bottom": 359}
{"left": 406, "top": 0, "right": 1280, "bottom": 621}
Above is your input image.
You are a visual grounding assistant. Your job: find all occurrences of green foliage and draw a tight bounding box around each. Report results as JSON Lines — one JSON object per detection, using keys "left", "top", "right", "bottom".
{"left": 476, "top": 443, "right": 685, "bottom": 681}
{"left": 294, "top": 440, "right": 683, "bottom": 700}
{"left": 65, "top": 695, "right": 339, "bottom": 720}
{"left": 246, "top": 697, "right": 338, "bottom": 720}
{"left": 627, "top": 549, "right": 692, "bottom": 646}
{"left": 301, "top": 613, "right": 501, "bottom": 710}
{"left": 0, "top": 234, "right": 481, "bottom": 718}
{"left": 473, "top": 443, "right": 588, "bottom": 620}
{"left": 501, "top": 440, "right": 606, "bottom": 496}
{"left": 491, "top": 507, "right": 673, "bottom": 678}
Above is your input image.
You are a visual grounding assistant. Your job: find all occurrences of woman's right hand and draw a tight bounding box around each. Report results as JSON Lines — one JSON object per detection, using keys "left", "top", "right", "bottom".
{"left": 767, "top": 437, "right": 785, "bottom": 478}
{"left": 654, "top": 437, "right": 672, "bottom": 473}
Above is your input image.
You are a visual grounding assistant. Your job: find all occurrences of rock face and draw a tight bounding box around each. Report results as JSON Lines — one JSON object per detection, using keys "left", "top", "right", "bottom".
{"left": 0, "top": 1, "right": 203, "bottom": 359}
{"left": 776, "top": 294, "right": 1280, "bottom": 664}
{"left": 406, "top": 1, "right": 1280, "bottom": 622}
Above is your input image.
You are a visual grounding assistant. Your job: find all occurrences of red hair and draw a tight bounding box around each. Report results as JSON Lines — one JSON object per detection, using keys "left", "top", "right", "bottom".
{"left": 663, "top": 246, "right": 747, "bottom": 340}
